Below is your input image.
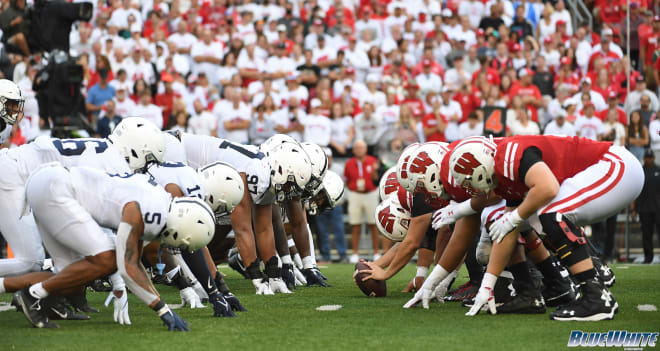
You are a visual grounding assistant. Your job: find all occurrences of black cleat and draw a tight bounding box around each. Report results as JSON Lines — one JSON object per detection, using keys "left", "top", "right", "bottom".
{"left": 592, "top": 257, "right": 615, "bottom": 288}
{"left": 48, "top": 299, "right": 90, "bottom": 321}
{"left": 493, "top": 276, "right": 515, "bottom": 305}
{"left": 542, "top": 278, "right": 576, "bottom": 307}
{"left": 498, "top": 291, "right": 546, "bottom": 314}
{"left": 67, "top": 293, "right": 99, "bottom": 313}
{"left": 550, "top": 279, "right": 618, "bottom": 321}
{"left": 88, "top": 278, "right": 112, "bottom": 292}
{"left": 14, "top": 290, "right": 58, "bottom": 328}
{"left": 445, "top": 280, "right": 479, "bottom": 301}
{"left": 228, "top": 252, "right": 249, "bottom": 279}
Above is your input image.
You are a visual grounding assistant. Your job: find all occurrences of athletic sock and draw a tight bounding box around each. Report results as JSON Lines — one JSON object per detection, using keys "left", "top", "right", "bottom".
{"left": 536, "top": 255, "right": 565, "bottom": 282}
{"left": 182, "top": 249, "right": 218, "bottom": 295}
{"left": 29, "top": 282, "right": 49, "bottom": 299}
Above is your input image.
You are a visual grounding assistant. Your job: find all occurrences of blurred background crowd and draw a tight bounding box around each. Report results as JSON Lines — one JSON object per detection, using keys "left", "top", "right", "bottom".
{"left": 0, "top": 0, "right": 659, "bottom": 263}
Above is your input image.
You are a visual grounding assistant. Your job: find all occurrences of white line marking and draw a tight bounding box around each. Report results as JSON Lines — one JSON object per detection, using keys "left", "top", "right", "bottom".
{"left": 316, "top": 304, "right": 342, "bottom": 311}
{"left": 637, "top": 304, "right": 657, "bottom": 312}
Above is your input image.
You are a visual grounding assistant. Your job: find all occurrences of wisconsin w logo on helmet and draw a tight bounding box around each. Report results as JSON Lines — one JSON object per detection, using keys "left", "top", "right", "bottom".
{"left": 409, "top": 151, "right": 434, "bottom": 173}
{"left": 453, "top": 152, "right": 482, "bottom": 176}
{"left": 378, "top": 206, "right": 396, "bottom": 233}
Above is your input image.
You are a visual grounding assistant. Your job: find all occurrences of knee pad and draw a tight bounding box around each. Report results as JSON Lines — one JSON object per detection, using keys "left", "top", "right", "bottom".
{"left": 539, "top": 212, "right": 589, "bottom": 267}
{"left": 520, "top": 230, "right": 543, "bottom": 251}
{"left": 475, "top": 229, "right": 492, "bottom": 266}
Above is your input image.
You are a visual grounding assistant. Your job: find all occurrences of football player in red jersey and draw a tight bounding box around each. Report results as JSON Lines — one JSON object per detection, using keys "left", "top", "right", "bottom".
{"left": 447, "top": 135, "right": 643, "bottom": 321}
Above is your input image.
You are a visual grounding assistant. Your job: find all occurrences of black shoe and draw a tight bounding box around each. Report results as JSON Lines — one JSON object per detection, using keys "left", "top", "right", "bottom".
{"left": 542, "top": 277, "right": 577, "bottom": 308}
{"left": 549, "top": 279, "right": 618, "bottom": 321}
{"left": 66, "top": 293, "right": 99, "bottom": 313}
{"left": 493, "top": 276, "right": 515, "bottom": 305}
{"left": 228, "top": 252, "right": 249, "bottom": 279}
{"left": 14, "top": 289, "right": 58, "bottom": 328}
{"left": 498, "top": 290, "right": 546, "bottom": 314}
{"left": 88, "top": 278, "right": 112, "bottom": 292}
{"left": 11, "top": 293, "right": 22, "bottom": 312}
{"left": 445, "top": 280, "right": 479, "bottom": 301}
{"left": 151, "top": 273, "right": 171, "bottom": 286}
{"left": 48, "top": 299, "right": 90, "bottom": 321}
{"left": 592, "top": 256, "right": 615, "bottom": 287}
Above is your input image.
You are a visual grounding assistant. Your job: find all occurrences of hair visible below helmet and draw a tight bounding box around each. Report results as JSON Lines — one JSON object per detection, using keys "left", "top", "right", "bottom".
{"left": 396, "top": 143, "right": 421, "bottom": 192}
{"left": 0, "top": 79, "right": 24, "bottom": 125}
{"left": 304, "top": 170, "right": 345, "bottom": 215}
{"left": 162, "top": 197, "right": 216, "bottom": 252}
{"left": 300, "top": 142, "right": 328, "bottom": 191}
{"left": 268, "top": 142, "right": 313, "bottom": 201}
{"left": 260, "top": 133, "right": 299, "bottom": 155}
{"left": 449, "top": 136, "right": 497, "bottom": 194}
{"left": 375, "top": 196, "right": 411, "bottom": 242}
{"left": 108, "top": 117, "right": 166, "bottom": 172}
{"left": 406, "top": 142, "right": 449, "bottom": 199}
{"left": 379, "top": 166, "right": 400, "bottom": 200}
{"left": 197, "top": 161, "right": 245, "bottom": 216}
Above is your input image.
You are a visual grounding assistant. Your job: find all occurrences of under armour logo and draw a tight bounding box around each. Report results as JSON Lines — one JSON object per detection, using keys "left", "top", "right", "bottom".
{"left": 563, "top": 310, "right": 575, "bottom": 316}
{"left": 534, "top": 299, "right": 543, "bottom": 307}
{"left": 600, "top": 265, "right": 612, "bottom": 276}
{"left": 601, "top": 290, "right": 613, "bottom": 307}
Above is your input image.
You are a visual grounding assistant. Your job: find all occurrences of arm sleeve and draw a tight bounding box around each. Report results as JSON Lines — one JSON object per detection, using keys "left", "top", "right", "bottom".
{"left": 411, "top": 193, "right": 434, "bottom": 217}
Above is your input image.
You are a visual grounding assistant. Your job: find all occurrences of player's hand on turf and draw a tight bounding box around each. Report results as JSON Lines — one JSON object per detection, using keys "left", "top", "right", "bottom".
{"left": 402, "top": 276, "right": 425, "bottom": 293}
{"left": 303, "top": 267, "right": 331, "bottom": 287}
{"left": 160, "top": 307, "right": 190, "bottom": 331}
{"left": 359, "top": 262, "right": 387, "bottom": 282}
{"left": 465, "top": 286, "right": 496, "bottom": 316}
{"left": 403, "top": 282, "right": 435, "bottom": 309}
{"left": 433, "top": 270, "right": 458, "bottom": 302}
{"left": 314, "top": 266, "right": 328, "bottom": 280}
{"left": 293, "top": 266, "right": 307, "bottom": 286}
{"left": 179, "top": 287, "right": 205, "bottom": 309}
{"left": 223, "top": 292, "right": 247, "bottom": 312}
{"left": 269, "top": 278, "right": 293, "bottom": 293}
{"left": 252, "top": 278, "right": 274, "bottom": 295}
{"left": 281, "top": 263, "right": 296, "bottom": 290}
{"left": 488, "top": 210, "right": 523, "bottom": 243}
{"left": 105, "top": 289, "right": 131, "bottom": 325}
{"left": 432, "top": 200, "right": 475, "bottom": 229}
{"left": 209, "top": 292, "right": 236, "bottom": 317}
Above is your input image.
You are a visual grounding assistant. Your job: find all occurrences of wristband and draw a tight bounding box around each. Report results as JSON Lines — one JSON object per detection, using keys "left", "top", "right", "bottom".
{"left": 152, "top": 300, "right": 170, "bottom": 316}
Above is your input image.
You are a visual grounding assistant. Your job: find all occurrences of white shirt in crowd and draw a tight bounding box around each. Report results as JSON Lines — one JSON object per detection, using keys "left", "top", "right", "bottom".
{"left": 191, "top": 40, "right": 225, "bottom": 82}
{"left": 302, "top": 113, "right": 331, "bottom": 146}
{"left": 543, "top": 120, "right": 576, "bottom": 136}
{"left": 458, "top": 121, "right": 484, "bottom": 139}
{"left": 215, "top": 101, "right": 251, "bottom": 144}
{"left": 113, "top": 97, "right": 136, "bottom": 117}
{"left": 574, "top": 115, "right": 604, "bottom": 141}
{"left": 188, "top": 110, "right": 217, "bottom": 136}
{"left": 330, "top": 116, "right": 354, "bottom": 147}
{"left": 601, "top": 121, "right": 626, "bottom": 147}
{"left": 649, "top": 119, "right": 660, "bottom": 151}
{"left": 354, "top": 112, "right": 383, "bottom": 146}
{"left": 133, "top": 103, "right": 163, "bottom": 129}
{"left": 509, "top": 120, "right": 540, "bottom": 136}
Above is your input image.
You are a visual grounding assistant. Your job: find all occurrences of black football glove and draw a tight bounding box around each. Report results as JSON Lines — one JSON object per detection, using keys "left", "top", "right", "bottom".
{"left": 281, "top": 264, "right": 296, "bottom": 291}
{"left": 209, "top": 293, "right": 236, "bottom": 317}
{"left": 160, "top": 308, "right": 189, "bottom": 331}
{"left": 303, "top": 267, "right": 331, "bottom": 287}
{"left": 223, "top": 292, "right": 247, "bottom": 312}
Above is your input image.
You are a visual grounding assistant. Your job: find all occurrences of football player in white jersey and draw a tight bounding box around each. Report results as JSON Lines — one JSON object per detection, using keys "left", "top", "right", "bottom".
{"left": 0, "top": 79, "right": 24, "bottom": 145}
{"left": 163, "top": 131, "right": 311, "bottom": 294}
{"left": 6, "top": 165, "right": 215, "bottom": 330}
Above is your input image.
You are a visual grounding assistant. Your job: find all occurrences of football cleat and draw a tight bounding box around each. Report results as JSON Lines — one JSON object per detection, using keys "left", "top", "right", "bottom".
{"left": 228, "top": 252, "right": 249, "bottom": 279}
{"left": 48, "top": 299, "right": 90, "bottom": 321}
{"left": 445, "top": 280, "right": 480, "bottom": 301}
{"left": 549, "top": 278, "right": 618, "bottom": 321}
{"left": 592, "top": 256, "right": 615, "bottom": 288}
{"left": 67, "top": 293, "right": 100, "bottom": 313}
{"left": 497, "top": 286, "right": 546, "bottom": 314}
{"left": 88, "top": 278, "right": 113, "bottom": 292}
{"left": 14, "top": 289, "right": 58, "bottom": 328}
{"left": 542, "top": 277, "right": 576, "bottom": 308}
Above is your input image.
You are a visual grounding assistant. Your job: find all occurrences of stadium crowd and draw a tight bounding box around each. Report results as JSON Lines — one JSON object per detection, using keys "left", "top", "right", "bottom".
{"left": 0, "top": 0, "right": 659, "bottom": 263}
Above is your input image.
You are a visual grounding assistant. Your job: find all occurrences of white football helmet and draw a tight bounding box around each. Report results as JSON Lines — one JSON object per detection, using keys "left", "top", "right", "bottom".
{"left": 375, "top": 196, "right": 412, "bottom": 242}
{"left": 406, "top": 142, "right": 449, "bottom": 199}
{"left": 449, "top": 136, "right": 497, "bottom": 194}
{"left": 304, "top": 170, "right": 345, "bottom": 215}
{"left": 267, "top": 142, "right": 313, "bottom": 201}
{"left": 378, "top": 167, "right": 400, "bottom": 200}
{"left": 300, "top": 142, "right": 328, "bottom": 192}
{"left": 260, "top": 134, "right": 299, "bottom": 154}
{"left": 396, "top": 143, "right": 421, "bottom": 193}
{"left": 109, "top": 117, "right": 166, "bottom": 172}
{"left": 197, "top": 162, "right": 245, "bottom": 216}
{"left": 162, "top": 197, "right": 216, "bottom": 252}
{"left": 0, "top": 79, "right": 24, "bottom": 125}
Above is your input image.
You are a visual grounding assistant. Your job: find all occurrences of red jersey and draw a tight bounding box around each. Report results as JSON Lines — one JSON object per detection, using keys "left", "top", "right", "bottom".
{"left": 490, "top": 56, "right": 513, "bottom": 73}
{"left": 402, "top": 98, "right": 426, "bottom": 118}
{"left": 588, "top": 50, "right": 621, "bottom": 72}
{"left": 411, "top": 62, "right": 446, "bottom": 79}
{"left": 554, "top": 71, "right": 581, "bottom": 93}
{"left": 344, "top": 155, "right": 379, "bottom": 192}
{"left": 597, "top": 107, "right": 628, "bottom": 125}
{"left": 492, "top": 136, "right": 612, "bottom": 201}
{"left": 422, "top": 113, "right": 447, "bottom": 142}
{"left": 643, "top": 32, "right": 660, "bottom": 66}
{"left": 596, "top": 0, "right": 624, "bottom": 24}
{"left": 472, "top": 67, "right": 501, "bottom": 86}
{"left": 508, "top": 82, "right": 542, "bottom": 122}
{"left": 453, "top": 90, "right": 481, "bottom": 121}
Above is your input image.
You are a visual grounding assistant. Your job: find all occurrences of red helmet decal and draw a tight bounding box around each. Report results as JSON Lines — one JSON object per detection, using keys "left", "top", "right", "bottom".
{"left": 409, "top": 151, "right": 434, "bottom": 174}
{"left": 378, "top": 206, "right": 396, "bottom": 233}
{"left": 399, "top": 155, "right": 412, "bottom": 179}
{"left": 384, "top": 172, "right": 400, "bottom": 196}
{"left": 453, "top": 152, "right": 482, "bottom": 176}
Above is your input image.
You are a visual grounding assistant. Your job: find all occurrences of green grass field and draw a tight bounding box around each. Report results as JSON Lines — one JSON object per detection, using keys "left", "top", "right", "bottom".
{"left": 2, "top": 263, "right": 659, "bottom": 351}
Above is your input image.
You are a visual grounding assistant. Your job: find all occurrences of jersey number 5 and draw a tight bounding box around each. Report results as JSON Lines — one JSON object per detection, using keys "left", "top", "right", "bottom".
{"left": 53, "top": 139, "right": 108, "bottom": 156}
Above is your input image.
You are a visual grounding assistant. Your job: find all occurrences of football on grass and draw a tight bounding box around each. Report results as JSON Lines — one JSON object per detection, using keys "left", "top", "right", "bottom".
{"left": 354, "top": 262, "right": 387, "bottom": 297}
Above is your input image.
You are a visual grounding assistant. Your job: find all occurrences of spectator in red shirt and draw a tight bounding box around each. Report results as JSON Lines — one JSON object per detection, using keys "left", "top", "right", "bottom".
{"left": 472, "top": 55, "right": 500, "bottom": 86}
{"left": 401, "top": 82, "right": 426, "bottom": 118}
{"left": 155, "top": 72, "right": 178, "bottom": 127}
{"left": 595, "top": 0, "right": 624, "bottom": 26}
{"left": 422, "top": 98, "right": 447, "bottom": 142}
{"left": 344, "top": 140, "right": 386, "bottom": 263}
{"left": 598, "top": 90, "right": 628, "bottom": 125}
{"left": 509, "top": 68, "right": 543, "bottom": 122}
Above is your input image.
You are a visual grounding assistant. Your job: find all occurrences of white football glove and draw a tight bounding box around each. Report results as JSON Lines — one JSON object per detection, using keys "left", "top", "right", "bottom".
{"left": 191, "top": 280, "right": 209, "bottom": 301}
{"left": 269, "top": 278, "right": 293, "bottom": 294}
{"left": 466, "top": 273, "right": 498, "bottom": 316}
{"left": 293, "top": 266, "right": 307, "bottom": 286}
{"left": 179, "top": 287, "right": 205, "bottom": 308}
{"left": 252, "top": 279, "right": 274, "bottom": 295}
{"left": 433, "top": 270, "right": 459, "bottom": 302}
{"left": 432, "top": 200, "right": 477, "bottom": 230}
{"left": 488, "top": 209, "right": 523, "bottom": 243}
{"left": 402, "top": 265, "right": 449, "bottom": 309}
{"left": 104, "top": 289, "right": 131, "bottom": 325}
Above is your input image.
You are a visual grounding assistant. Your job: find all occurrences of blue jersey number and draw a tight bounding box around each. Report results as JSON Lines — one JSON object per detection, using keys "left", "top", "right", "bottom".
{"left": 144, "top": 212, "right": 162, "bottom": 225}
{"left": 219, "top": 140, "right": 264, "bottom": 159}
{"left": 53, "top": 139, "right": 108, "bottom": 156}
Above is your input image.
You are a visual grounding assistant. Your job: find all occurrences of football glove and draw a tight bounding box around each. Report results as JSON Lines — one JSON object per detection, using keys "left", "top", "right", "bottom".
{"left": 293, "top": 266, "right": 307, "bottom": 286}
{"left": 433, "top": 270, "right": 458, "bottom": 302}
{"left": 465, "top": 286, "right": 496, "bottom": 316}
{"left": 281, "top": 263, "right": 296, "bottom": 290}
{"left": 179, "top": 287, "right": 205, "bottom": 309}
{"left": 159, "top": 307, "right": 189, "bottom": 331}
{"left": 402, "top": 264, "right": 448, "bottom": 309}
{"left": 104, "top": 289, "right": 131, "bottom": 325}
{"left": 269, "top": 278, "right": 293, "bottom": 293}
{"left": 488, "top": 209, "right": 523, "bottom": 243}
{"left": 209, "top": 292, "right": 236, "bottom": 317}
{"left": 252, "top": 279, "right": 274, "bottom": 295}
{"left": 303, "top": 267, "right": 331, "bottom": 287}
{"left": 223, "top": 292, "right": 247, "bottom": 312}
{"left": 432, "top": 200, "right": 477, "bottom": 230}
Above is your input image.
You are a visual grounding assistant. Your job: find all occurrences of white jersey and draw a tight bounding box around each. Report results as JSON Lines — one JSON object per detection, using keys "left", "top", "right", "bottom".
{"left": 0, "top": 123, "right": 10, "bottom": 144}
{"left": 146, "top": 162, "right": 205, "bottom": 200}
{"left": 7, "top": 136, "right": 131, "bottom": 180}
{"left": 69, "top": 167, "right": 171, "bottom": 241}
{"left": 164, "top": 132, "right": 272, "bottom": 204}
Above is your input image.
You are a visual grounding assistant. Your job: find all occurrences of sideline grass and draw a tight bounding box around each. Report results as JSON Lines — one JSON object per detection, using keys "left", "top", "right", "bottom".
{"left": 1, "top": 263, "right": 658, "bottom": 351}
